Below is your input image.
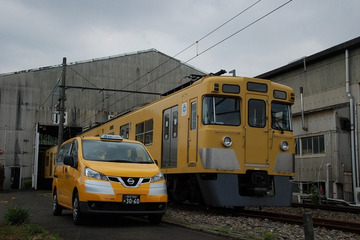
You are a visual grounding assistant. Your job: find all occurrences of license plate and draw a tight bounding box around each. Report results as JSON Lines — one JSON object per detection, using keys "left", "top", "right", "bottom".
{"left": 123, "top": 195, "right": 140, "bottom": 205}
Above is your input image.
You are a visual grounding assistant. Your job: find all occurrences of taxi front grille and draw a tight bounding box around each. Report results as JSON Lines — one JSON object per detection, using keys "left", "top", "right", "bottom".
{"left": 107, "top": 176, "right": 150, "bottom": 188}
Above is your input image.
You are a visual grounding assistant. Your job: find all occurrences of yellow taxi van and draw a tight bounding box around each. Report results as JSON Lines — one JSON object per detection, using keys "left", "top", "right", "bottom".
{"left": 52, "top": 134, "right": 167, "bottom": 225}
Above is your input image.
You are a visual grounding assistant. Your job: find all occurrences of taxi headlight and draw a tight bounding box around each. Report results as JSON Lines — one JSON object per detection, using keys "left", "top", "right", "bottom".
{"left": 150, "top": 172, "right": 164, "bottom": 182}
{"left": 85, "top": 167, "right": 107, "bottom": 181}
{"left": 222, "top": 136, "right": 232, "bottom": 147}
{"left": 280, "top": 140, "right": 289, "bottom": 151}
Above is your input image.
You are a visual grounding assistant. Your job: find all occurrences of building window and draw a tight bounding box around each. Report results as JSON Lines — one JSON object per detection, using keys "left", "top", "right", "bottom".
{"left": 295, "top": 135, "right": 325, "bottom": 156}
{"left": 135, "top": 119, "right": 153, "bottom": 145}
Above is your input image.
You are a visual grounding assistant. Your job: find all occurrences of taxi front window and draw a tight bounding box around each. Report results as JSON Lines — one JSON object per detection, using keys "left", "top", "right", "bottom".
{"left": 82, "top": 140, "right": 153, "bottom": 163}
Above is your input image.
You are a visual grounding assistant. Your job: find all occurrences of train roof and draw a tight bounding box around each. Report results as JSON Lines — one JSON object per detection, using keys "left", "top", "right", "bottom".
{"left": 161, "top": 69, "right": 227, "bottom": 97}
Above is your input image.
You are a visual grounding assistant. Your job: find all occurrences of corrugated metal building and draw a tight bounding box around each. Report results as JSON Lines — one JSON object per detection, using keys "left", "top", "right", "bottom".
{"left": 257, "top": 36, "right": 360, "bottom": 204}
{"left": 0, "top": 49, "right": 205, "bottom": 190}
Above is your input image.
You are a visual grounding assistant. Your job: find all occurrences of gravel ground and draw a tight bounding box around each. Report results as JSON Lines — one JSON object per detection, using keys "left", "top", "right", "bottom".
{"left": 163, "top": 205, "right": 360, "bottom": 240}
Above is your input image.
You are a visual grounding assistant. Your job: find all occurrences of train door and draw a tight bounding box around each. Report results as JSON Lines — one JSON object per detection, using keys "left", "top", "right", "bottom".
{"left": 187, "top": 99, "right": 198, "bottom": 165}
{"left": 245, "top": 95, "right": 269, "bottom": 165}
{"left": 162, "top": 106, "right": 178, "bottom": 168}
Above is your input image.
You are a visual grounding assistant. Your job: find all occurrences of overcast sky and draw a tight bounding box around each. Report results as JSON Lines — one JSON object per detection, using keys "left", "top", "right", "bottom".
{"left": 1, "top": 0, "right": 359, "bottom": 77}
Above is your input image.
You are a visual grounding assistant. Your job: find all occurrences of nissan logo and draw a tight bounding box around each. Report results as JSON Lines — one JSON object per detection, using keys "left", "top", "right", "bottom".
{"left": 127, "top": 178, "right": 135, "bottom": 185}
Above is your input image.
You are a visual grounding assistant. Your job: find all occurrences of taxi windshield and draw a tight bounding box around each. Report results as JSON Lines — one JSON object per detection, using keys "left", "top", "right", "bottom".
{"left": 82, "top": 140, "right": 153, "bottom": 163}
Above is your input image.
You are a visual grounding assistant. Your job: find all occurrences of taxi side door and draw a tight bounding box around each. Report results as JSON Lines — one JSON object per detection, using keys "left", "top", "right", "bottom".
{"left": 54, "top": 142, "right": 72, "bottom": 207}
{"left": 62, "top": 140, "right": 80, "bottom": 209}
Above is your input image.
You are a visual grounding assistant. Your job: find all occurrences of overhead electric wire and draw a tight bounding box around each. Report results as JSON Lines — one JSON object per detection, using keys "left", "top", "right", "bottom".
{"left": 184, "top": 0, "right": 293, "bottom": 63}
{"left": 172, "top": 0, "right": 262, "bottom": 59}
{"left": 39, "top": 73, "right": 62, "bottom": 107}
{"left": 102, "top": 0, "right": 262, "bottom": 98}
{"left": 74, "top": 0, "right": 263, "bottom": 126}
{"left": 76, "top": 0, "right": 292, "bottom": 126}
{"left": 67, "top": 65, "right": 98, "bottom": 88}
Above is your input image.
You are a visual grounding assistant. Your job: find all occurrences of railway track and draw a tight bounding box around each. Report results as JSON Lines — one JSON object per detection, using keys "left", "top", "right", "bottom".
{"left": 170, "top": 203, "right": 360, "bottom": 234}
{"left": 236, "top": 209, "right": 360, "bottom": 234}
{"left": 292, "top": 202, "right": 360, "bottom": 214}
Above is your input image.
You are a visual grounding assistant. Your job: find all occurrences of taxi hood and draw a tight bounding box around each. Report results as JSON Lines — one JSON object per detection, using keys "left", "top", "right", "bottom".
{"left": 83, "top": 160, "right": 160, "bottom": 177}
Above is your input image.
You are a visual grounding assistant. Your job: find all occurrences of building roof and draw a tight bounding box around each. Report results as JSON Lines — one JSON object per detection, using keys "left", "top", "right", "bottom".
{"left": 0, "top": 48, "right": 205, "bottom": 76}
{"left": 256, "top": 36, "right": 360, "bottom": 79}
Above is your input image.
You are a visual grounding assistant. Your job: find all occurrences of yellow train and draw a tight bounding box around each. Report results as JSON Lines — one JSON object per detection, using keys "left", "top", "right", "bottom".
{"left": 45, "top": 74, "right": 295, "bottom": 207}
{"left": 43, "top": 145, "right": 57, "bottom": 179}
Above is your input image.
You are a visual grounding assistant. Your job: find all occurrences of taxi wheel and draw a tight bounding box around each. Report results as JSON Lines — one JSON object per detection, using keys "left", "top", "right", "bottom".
{"left": 52, "top": 191, "right": 63, "bottom": 216}
{"left": 148, "top": 214, "right": 162, "bottom": 224}
{"left": 72, "top": 192, "right": 82, "bottom": 225}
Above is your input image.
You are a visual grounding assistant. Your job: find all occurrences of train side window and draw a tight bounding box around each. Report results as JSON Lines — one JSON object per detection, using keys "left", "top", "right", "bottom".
{"left": 49, "top": 153, "right": 53, "bottom": 176}
{"left": 191, "top": 102, "right": 197, "bottom": 130}
{"left": 248, "top": 99, "right": 266, "bottom": 128}
{"left": 164, "top": 114, "right": 169, "bottom": 140}
{"left": 120, "top": 124, "right": 129, "bottom": 139}
{"left": 173, "top": 111, "right": 178, "bottom": 138}
{"left": 135, "top": 119, "right": 153, "bottom": 145}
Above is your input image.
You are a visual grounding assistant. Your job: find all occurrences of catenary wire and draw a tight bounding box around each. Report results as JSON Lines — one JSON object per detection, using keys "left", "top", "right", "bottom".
{"left": 75, "top": 0, "right": 292, "bottom": 126}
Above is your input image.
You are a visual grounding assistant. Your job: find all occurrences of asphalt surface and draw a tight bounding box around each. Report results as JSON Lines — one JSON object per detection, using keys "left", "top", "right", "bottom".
{"left": 0, "top": 190, "right": 228, "bottom": 240}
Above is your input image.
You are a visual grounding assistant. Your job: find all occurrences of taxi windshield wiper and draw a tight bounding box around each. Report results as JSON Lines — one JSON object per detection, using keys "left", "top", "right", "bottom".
{"left": 106, "top": 159, "right": 132, "bottom": 163}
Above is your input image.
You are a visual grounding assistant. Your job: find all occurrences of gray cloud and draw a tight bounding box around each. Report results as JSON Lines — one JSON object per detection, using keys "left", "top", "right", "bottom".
{"left": 1, "top": 0, "right": 359, "bottom": 77}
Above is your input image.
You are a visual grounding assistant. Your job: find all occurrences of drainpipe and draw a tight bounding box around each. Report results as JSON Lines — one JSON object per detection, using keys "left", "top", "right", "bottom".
{"left": 326, "top": 163, "right": 331, "bottom": 199}
{"left": 345, "top": 49, "right": 359, "bottom": 205}
{"left": 300, "top": 87, "right": 307, "bottom": 131}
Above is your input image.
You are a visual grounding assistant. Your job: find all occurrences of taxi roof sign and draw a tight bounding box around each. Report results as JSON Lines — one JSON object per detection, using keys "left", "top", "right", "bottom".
{"left": 100, "top": 134, "right": 123, "bottom": 140}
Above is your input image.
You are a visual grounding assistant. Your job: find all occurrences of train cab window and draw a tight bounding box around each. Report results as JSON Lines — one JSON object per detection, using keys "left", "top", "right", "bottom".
{"left": 248, "top": 99, "right": 266, "bottom": 128}
{"left": 271, "top": 102, "right": 292, "bottom": 131}
{"left": 202, "top": 96, "right": 240, "bottom": 126}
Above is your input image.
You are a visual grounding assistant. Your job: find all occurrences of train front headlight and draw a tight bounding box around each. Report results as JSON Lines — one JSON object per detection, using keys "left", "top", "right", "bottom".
{"left": 222, "top": 136, "right": 232, "bottom": 147}
{"left": 280, "top": 140, "right": 289, "bottom": 151}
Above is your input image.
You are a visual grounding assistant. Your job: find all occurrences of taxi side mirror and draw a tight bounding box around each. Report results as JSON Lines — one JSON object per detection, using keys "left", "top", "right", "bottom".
{"left": 154, "top": 159, "right": 159, "bottom": 166}
{"left": 64, "top": 155, "right": 75, "bottom": 167}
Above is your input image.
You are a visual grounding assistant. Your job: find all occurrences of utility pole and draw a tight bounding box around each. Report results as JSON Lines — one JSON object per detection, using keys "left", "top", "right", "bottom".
{"left": 58, "top": 57, "right": 66, "bottom": 148}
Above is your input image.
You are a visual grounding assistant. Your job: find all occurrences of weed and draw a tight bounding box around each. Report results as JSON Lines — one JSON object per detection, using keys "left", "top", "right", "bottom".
{"left": 263, "top": 231, "right": 279, "bottom": 240}
{"left": 2, "top": 197, "right": 30, "bottom": 226}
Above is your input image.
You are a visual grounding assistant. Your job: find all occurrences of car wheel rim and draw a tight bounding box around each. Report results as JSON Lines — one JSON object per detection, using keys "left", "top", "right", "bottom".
{"left": 73, "top": 198, "right": 78, "bottom": 220}
{"left": 53, "top": 194, "right": 57, "bottom": 211}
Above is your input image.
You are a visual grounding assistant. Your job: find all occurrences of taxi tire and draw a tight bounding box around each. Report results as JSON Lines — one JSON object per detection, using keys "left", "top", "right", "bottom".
{"left": 52, "top": 191, "right": 63, "bottom": 216}
{"left": 148, "top": 214, "right": 162, "bottom": 224}
{"left": 72, "top": 192, "right": 82, "bottom": 225}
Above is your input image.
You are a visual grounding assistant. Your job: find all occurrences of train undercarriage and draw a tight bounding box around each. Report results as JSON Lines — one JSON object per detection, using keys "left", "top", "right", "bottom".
{"left": 166, "top": 171, "right": 293, "bottom": 207}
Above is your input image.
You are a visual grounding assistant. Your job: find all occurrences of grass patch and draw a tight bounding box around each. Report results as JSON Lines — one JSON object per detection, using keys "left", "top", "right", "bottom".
{"left": 263, "top": 231, "right": 279, "bottom": 240}
{"left": 0, "top": 223, "right": 60, "bottom": 240}
{"left": 1, "top": 196, "right": 60, "bottom": 240}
